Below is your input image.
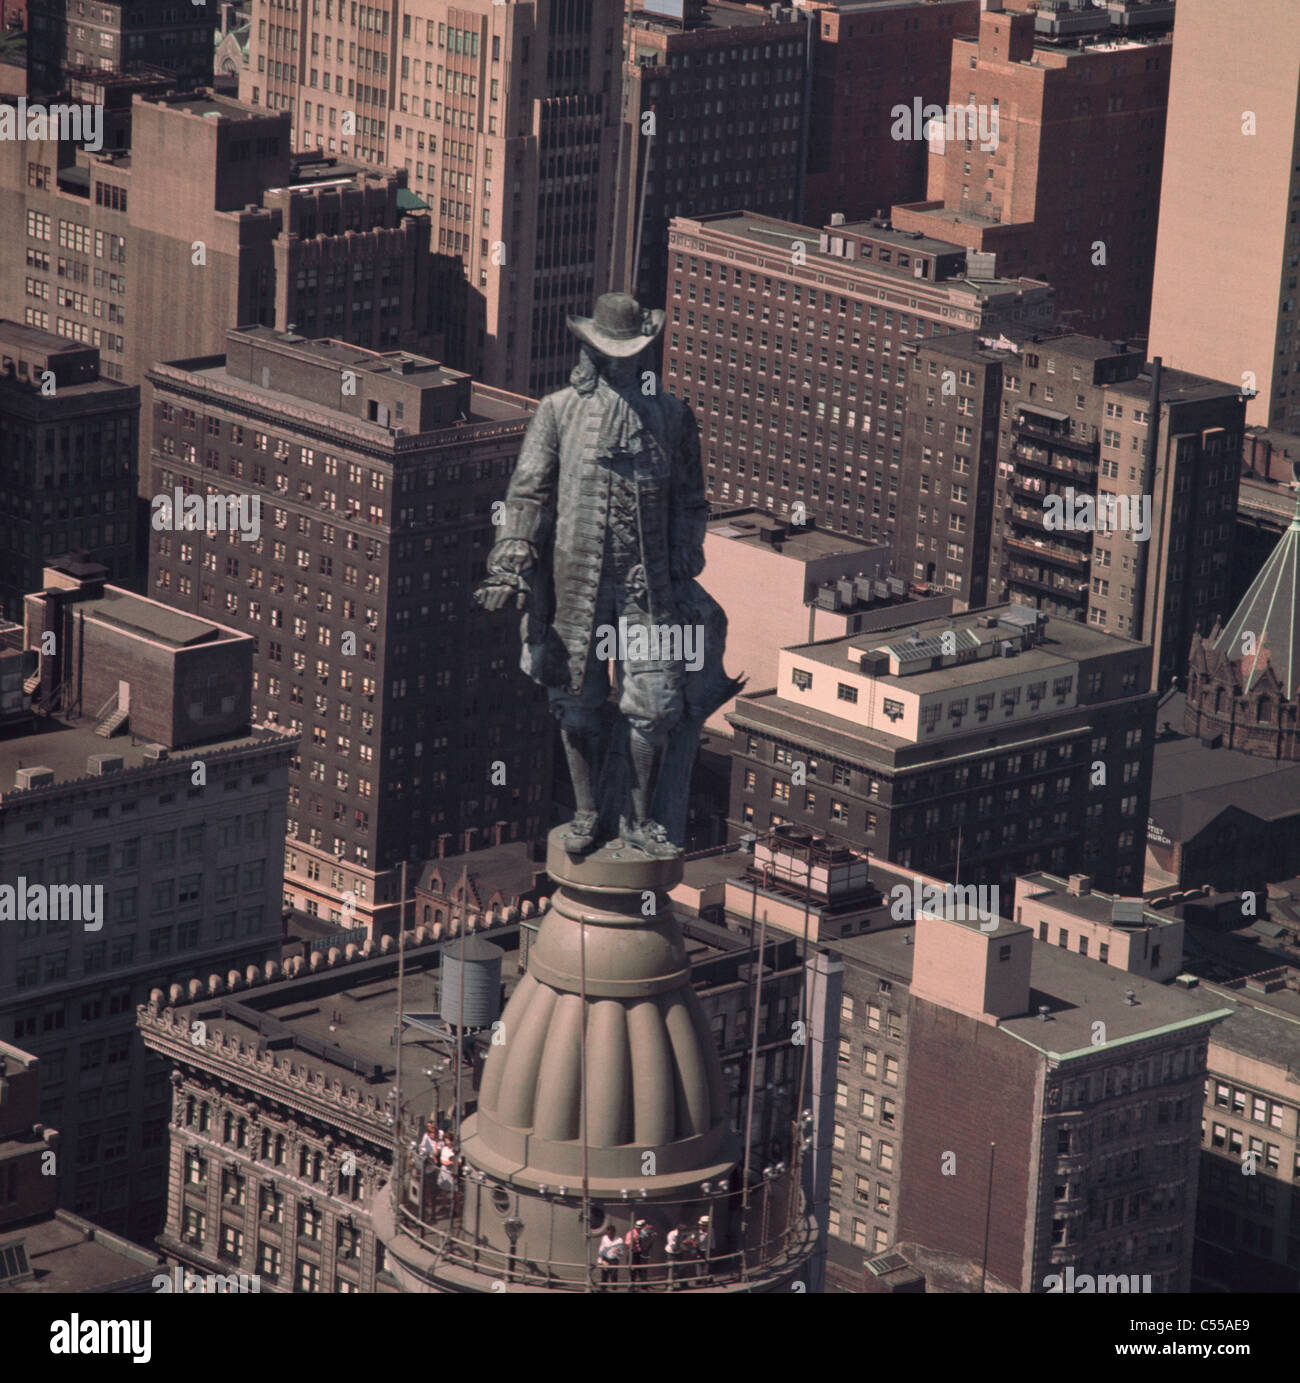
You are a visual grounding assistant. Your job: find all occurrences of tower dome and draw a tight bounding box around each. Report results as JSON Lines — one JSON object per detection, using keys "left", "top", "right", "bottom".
{"left": 373, "top": 829, "right": 814, "bottom": 1293}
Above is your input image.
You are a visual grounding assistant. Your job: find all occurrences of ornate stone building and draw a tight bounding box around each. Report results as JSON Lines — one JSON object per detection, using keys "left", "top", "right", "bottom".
{"left": 1185, "top": 501, "right": 1300, "bottom": 761}
{"left": 137, "top": 910, "right": 522, "bottom": 1294}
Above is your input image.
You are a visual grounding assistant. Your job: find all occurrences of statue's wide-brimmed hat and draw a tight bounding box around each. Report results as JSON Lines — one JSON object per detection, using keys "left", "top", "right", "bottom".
{"left": 567, "top": 292, "right": 665, "bottom": 358}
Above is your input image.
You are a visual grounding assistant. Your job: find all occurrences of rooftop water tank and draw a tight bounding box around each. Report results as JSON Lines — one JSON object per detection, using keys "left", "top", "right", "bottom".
{"left": 440, "top": 935, "right": 503, "bottom": 1029}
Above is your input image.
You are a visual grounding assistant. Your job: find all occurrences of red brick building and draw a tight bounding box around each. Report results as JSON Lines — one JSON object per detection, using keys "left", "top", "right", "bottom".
{"left": 897, "top": 909, "right": 1232, "bottom": 1292}
{"left": 890, "top": 3, "right": 1172, "bottom": 339}
{"left": 801, "top": 0, "right": 979, "bottom": 228}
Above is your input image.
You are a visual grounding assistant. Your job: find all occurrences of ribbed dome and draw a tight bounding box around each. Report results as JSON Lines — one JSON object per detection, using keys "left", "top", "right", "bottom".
{"left": 463, "top": 832, "right": 735, "bottom": 1190}
{"left": 479, "top": 970, "right": 723, "bottom": 1148}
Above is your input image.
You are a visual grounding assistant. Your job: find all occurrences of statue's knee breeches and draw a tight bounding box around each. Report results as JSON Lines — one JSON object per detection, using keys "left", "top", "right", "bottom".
{"left": 619, "top": 663, "right": 684, "bottom": 741}
{"left": 548, "top": 678, "right": 606, "bottom": 735}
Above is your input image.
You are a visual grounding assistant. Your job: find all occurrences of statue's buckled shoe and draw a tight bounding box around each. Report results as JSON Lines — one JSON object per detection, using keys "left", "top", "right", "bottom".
{"left": 620, "top": 817, "right": 680, "bottom": 860}
{"left": 562, "top": 810, "right": 600, "bottom": 855}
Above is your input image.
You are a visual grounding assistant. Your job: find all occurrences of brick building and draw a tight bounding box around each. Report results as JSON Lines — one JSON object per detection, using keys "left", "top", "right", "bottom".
{"left": 890, "top": 1, "right": 1172, "bottom": 339}
{"left": 900, "top": 325, "right": 1243, "bottom": 691}
{"left": 144, "top": 326, "right": 548, "bottom": 934}
{"left": 619, "top": 2, "right": 810, "bottom": 310}
{"left": 240, "top": 0, "right": 624, "bottom": 397}
{"left": 728, "top": 602, "right": 1157, "bottom": 894}
{"left": 1, "top": 563, "right": 295, "bottom": 1241}
{"left": 894, "top": 330, "right": 1004, "bottom": 607}
{"left": 0, "top": 321, "right": 138, "bottom": 621}
{"left": 894, "top": 908, "right": 1232, "bottom": 1292}
{"left": 663, "top": 210, "right": 1052, "bottom": 541}
{"left": 800, "top": 0, "right": 979, "bottom": 229}
{"left": 27, "top": 0, "right": 215, "bottom": 101}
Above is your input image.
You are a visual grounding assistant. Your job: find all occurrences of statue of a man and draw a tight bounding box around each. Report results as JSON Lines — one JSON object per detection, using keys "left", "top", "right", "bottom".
{"left": 475, "top": 293, "right": 741, "bottom": 859}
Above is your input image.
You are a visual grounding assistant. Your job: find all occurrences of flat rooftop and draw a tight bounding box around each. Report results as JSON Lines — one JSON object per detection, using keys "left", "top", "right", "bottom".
{"left": 1202, "top": 990, "right": 1300, "bottom": 1075}
{"left": 77, "top": 589, "right": 234, "bottom": 648}
{"left": 0, "top": 718, "right": 289, "bottom": 799}
{"left": 164, "top": 940, "right": 523, "bottom": 1133}
{"left": 1, "top": 1211, "right": 164, "bottom": 1293}
{"left": 138, "top": 92, "right": 276, "bottom": 122}
{"left": 1006, "top": 944, "right": 1233, "bottom": 1057}
{"left": 1112, "top": 364, "right": 1240, "bottom": 407}
{"left": 707, "top": 510, "right": 888, "bottom": 563}
{"left": 829, "top": 922, "right": 1234, "bottom": 1053}
{"left": 161, "top": 345, "right": 531, "bottom": 434}
{"left": 1017, "top": 872, "right": 1176, "bottom": 929}
{"left": 835, "top": 220, "right": 968, "bottom": 259}
{"left": 633, "top": 1, "right": 790, "bottom": 31}
{"left": 681, "top": 212, "right": 1048, "bottom": 296}
{"left": 790, "top": 603, "right": 1144, "bottom": 694}
{"left": 901, "top": 205, "right": 1009, "bottom": 230}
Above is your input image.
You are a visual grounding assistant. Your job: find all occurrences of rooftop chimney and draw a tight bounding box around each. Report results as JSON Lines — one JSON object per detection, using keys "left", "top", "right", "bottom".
{"left": 1067, "top": 873, "right": 1092, "bottom": 897}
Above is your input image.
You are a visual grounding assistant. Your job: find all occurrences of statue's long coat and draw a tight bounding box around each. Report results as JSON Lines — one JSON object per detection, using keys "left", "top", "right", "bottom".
{"left": 491, "top": 382, "right": 708, "bottom": 695}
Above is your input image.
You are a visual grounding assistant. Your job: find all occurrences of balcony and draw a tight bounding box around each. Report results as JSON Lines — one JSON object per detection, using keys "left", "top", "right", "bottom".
{"left": 1005, "top": 536, "right": 1090, "bottom": 571}
{"left": 1012, "top": 444, "right": 1099, "bottom": 481}
{"left": 1007, "top": 567, "right": 1088, "bottom": 604}
{"left": 375, "top": 1163, "right": 814, "bottom": 1294}
{"left": 1014, "top": 415, "right": 1099, "bottom": 457}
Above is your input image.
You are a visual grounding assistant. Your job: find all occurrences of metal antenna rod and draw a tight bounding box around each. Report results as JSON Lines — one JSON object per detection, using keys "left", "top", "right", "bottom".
{"left": 393, "top": 860, "right": 408, "bottom": 1208}
{"left": 580, "top": 910, "right": 593, "bottom": 1291}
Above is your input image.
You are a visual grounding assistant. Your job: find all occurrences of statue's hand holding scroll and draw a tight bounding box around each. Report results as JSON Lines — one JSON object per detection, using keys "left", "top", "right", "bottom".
{"left": 475, "top": 539, "right": 536, "bottom": 613}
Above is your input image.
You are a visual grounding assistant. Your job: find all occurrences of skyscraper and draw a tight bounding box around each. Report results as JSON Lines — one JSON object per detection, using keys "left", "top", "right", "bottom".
{"left": 1148, "top": 0, "right": 1300, "bottom": 430}
{"left": 144, "top": 326, "right": 549, "bottom": 933}
{"left": 242, "top": 0, "right": 625, "bottom": 396}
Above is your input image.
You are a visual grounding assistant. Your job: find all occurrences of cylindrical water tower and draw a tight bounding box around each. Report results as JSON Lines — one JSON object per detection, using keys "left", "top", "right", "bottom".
{"left": 440, "top": 935, "right": 503, "bottom": 1030}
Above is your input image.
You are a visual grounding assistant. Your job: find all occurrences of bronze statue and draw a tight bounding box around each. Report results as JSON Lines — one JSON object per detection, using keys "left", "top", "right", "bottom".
{"left": 476, "top": 293, "right": 743, "bottom": 858}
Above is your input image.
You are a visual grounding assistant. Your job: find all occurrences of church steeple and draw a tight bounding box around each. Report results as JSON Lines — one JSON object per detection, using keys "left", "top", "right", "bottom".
{"left": 1213, "top": 479, "right": 1300, "bottom": 699}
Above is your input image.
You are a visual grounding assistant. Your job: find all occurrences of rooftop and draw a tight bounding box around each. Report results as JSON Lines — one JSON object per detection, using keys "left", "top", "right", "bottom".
{"left": 0, "top": 718, "right": 289, "bottom": 800}
{"left": 1017, "top": 871, "right": 1177, "bottom": 929}
{"left": 1, "top": 1210, "right": 164, "bottom": 1293}
{"left": 706, "top": 509, "right": 889, "bottom": 563}
{"left": 159, "top": 338, "right": 532, "bottom": 436}
{"left": 1004, "top": 943, "right": 1232, "bottom": 1059}
{"left": 1149, "top": 695, "right": 1300, "bottom": 841}
{"left": 77, "top": 588, "right": 235, "bottom": 649}
{"left": 1213, "top": 507, "right": 1300, "bottom": 698}
{"left": 416, "top": 840, "right": 549, "bottom": 905}
{"left": 831, "top": 921, "right": 1233, "bottom": 1054}
{"left": 680, "top": 212, "right": 1049, "bottom": 297}
{"left": 789, "top": 603, "right": 1143, "bottom": 695}
{"left": 136, "top": 90, "right": 279, "bottom": 123}
{"left": 1202, "top": 989, "right": 1300, "bottom": 1076}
